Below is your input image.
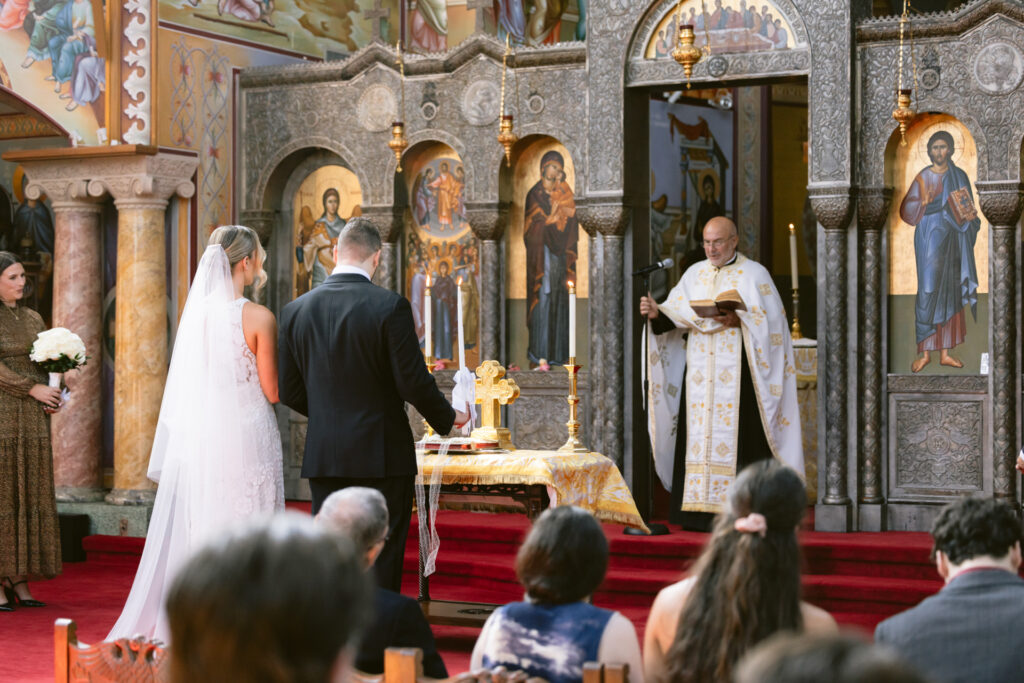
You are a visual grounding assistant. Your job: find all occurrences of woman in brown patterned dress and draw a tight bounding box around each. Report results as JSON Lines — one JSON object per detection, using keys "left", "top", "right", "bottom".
{"left": 0, "top": 251, "right": 62, "bottom": 610}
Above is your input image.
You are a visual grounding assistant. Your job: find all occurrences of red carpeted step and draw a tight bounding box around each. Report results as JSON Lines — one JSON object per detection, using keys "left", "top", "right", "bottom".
{"left": 81, "top": 535, "right": 147, "bottom": 566}
{"left": 802, "top": 574, "right": 941, "bottom": 612}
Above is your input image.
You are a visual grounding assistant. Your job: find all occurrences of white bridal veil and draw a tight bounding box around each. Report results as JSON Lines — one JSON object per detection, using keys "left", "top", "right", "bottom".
{"left": 107, "top": 245, "right": 252, "bottom": 643}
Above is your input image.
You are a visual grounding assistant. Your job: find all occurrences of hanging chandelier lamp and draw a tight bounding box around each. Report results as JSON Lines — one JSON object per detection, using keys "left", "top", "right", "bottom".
{"left": 671, "top": 0, "right": 712, "bottom": 88}
{"left": 389, "top": 40, "right": 409, "bottom": 172}
{"left": 891, "top": 0, "right": 917, "bottom": 146}
{"left": 497, "top": 34, "right": 518, "bottom": 167}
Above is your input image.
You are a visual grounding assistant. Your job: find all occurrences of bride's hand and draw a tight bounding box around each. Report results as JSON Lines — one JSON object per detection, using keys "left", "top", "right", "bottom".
{"left": 29, "top": 384, "right": 62, "bottom": 409}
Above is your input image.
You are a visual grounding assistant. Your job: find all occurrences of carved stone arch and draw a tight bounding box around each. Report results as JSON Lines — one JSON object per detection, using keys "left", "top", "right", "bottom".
{"left": 251, "top": 137, "right": 369, "bottom": 212}
{"left": 623, "top": 0, "right": 812, "bottom": 87}
{"left": 383, "top": 129, "right": 472, "bottom": 203}
{"left": 627, "top": 0, "right": 810, "bottom": 64}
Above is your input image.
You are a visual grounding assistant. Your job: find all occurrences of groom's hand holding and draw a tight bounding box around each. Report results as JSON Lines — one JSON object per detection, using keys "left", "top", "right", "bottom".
{"left": 451, "top": 368, "right": 477, "bottom": 435}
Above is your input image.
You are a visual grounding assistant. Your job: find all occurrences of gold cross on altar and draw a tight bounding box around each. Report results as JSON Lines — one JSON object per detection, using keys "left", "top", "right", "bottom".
{"left": 471, "top": 360, "right": 519, "bottom": 450}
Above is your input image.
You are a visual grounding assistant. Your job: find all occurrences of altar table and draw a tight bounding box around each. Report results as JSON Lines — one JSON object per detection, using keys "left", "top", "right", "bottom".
{"left": 415, "top": 449, "right": 648, "bottom": 625}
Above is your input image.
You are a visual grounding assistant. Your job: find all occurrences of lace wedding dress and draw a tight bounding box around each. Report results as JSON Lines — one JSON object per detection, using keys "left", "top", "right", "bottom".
{"left": 107, "top": 246, "right": 284, "bottom": 643}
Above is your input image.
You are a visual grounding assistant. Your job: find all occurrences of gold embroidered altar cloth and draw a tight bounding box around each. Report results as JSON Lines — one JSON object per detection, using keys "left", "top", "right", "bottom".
{"left": 418, "top": 449, "right": 650, "bottom": 533}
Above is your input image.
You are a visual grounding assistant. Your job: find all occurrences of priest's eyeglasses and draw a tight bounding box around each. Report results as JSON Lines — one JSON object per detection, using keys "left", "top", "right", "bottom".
{"left": 702, "top": 238, "right": 732, "bottom": 248}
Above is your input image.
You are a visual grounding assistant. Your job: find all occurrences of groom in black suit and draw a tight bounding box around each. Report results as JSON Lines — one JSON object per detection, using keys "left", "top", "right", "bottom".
{"left": 278, "top": 217, "right": 466, "bottom": 592}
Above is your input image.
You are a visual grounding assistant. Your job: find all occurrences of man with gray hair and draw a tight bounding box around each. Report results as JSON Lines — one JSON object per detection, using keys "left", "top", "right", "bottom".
{"left": 279, "top": 217, "right": 469, "bottom": 593}
{"left": 317, "top": 487, "right": 448, "bottom": 678}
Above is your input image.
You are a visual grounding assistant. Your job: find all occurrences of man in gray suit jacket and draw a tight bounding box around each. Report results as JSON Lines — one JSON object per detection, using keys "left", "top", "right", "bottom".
{"left": 875, "top": 497, "right": 1024, "bottom": 683}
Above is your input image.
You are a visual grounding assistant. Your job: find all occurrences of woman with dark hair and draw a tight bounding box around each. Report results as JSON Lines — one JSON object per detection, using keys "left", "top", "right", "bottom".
{"left": 0, "top": 250, "right": 63, "bottom": 611}
{"left": 470, "top": 506, "right": 644, "bottom": 683}
{"left": 644, "top": 460, "right": 836, "bottom": 683}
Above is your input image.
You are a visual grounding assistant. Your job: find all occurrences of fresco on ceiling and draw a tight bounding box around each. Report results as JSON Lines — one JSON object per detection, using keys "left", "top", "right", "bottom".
{"left": 158, "top": 0, "right": 400, "bottom": 57}
{"left": 0, "top": 0, "right": 107, "bottom": 144}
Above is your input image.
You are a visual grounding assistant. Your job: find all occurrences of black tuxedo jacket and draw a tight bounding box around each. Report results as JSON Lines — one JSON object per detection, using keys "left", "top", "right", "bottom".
{"left": 278, "top": 273, "right": 455, "bottom": 479}
{"left": 355, "top": 586, "right": 448, "bottom": 678}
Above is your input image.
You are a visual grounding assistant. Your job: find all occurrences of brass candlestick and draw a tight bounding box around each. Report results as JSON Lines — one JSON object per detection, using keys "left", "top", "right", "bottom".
{"left": 791, "top": 288, "right": 803, "bottom": 340}
{"left": 558, "top": 357, "right": 588, "bottom": 453}
{"left": 423, "top": 354, "right": 436, "bottom": 437}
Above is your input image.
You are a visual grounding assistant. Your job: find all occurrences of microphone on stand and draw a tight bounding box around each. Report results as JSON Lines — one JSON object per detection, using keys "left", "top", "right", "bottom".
{"left": 632, "top": 257, "right": 674, "bottom": 277}
{"left": 629, "top": 255, "right": 674, "bottom": 537}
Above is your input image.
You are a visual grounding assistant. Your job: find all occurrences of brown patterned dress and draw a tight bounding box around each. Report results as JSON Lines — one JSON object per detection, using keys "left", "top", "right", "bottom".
{"left": 0, "top": 303, "right": 61, "bottom": 579}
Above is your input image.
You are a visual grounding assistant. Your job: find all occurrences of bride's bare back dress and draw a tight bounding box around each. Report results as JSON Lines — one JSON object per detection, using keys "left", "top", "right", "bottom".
{"left": 107, "top": 247, "right": 283, "bottom": 643}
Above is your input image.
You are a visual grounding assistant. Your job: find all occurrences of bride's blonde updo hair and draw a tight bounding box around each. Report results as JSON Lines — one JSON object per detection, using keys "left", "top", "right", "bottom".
{"left": 208, "top": 225, "right": 267, "bottom": 292}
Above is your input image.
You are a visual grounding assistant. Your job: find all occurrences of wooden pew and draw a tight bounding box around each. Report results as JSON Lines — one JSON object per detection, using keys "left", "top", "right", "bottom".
{"left": 54, "top": 618, "right": 169, "bottom": 682}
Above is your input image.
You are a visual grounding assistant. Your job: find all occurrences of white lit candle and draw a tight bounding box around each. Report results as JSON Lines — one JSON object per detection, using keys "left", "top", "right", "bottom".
{"left": 788, "top": 223, "right": 799, "bottom": 291}
{"left": 457, "top": 276, "right": 466, "bottom": 370}
{"left": 424, "top": 274, "right": 432, "bottom": 359}
{"left": 568, "top": 280, "right": 576, "bottom": 359}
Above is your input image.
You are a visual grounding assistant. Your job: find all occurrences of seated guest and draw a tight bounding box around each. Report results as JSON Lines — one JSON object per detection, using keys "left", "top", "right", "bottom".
{"left": 644, "top": 460, "right": 836, "bottom": 683}
{"left": 470, "top": 506, "right": 644, "bottom": 683}
{"left": 735, "top": 633, "right": 929, "bottom": 683}
{"left": 875, "top": 496, "right": 1024, "bottom": 683}
{"left": 316, "top": 487, "right": 448, "bottom": 678}
{"left": 165, "top": 512, "right": 371, "bottom": 683}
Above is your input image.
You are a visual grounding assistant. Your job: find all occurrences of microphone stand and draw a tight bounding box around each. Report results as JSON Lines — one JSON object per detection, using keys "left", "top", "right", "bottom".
{"left": 625, "top": 272, "right": 670, "bottom": 537}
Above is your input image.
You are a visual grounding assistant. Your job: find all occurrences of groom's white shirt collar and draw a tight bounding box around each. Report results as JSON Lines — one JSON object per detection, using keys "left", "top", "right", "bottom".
{"left": 332, "top": 263, "right": 372, "bottom": 281}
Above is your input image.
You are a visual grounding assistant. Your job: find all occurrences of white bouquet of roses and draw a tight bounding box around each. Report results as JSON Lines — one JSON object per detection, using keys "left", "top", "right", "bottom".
{"left": 30, "top": 327, "right": 88, "bottom": 395}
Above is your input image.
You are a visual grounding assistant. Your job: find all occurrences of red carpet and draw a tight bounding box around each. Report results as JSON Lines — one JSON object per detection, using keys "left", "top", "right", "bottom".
{"left": 1, "top": 508, "right": 941, "bottom": 682}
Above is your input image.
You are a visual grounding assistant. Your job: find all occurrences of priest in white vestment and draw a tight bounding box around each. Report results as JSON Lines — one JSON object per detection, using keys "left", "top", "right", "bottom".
{"left": 641, "top": 217, "right": 803, "bottom": 527}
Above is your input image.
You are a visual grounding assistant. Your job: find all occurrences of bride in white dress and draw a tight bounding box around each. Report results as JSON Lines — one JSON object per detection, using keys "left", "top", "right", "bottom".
{"left": 107, "top": 225, "right": 285, "bottom": 642}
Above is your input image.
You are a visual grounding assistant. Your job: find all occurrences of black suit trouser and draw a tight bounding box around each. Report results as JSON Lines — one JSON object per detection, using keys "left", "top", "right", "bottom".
{"left": 309, "top": 475, "right": 414, "bottom": 593}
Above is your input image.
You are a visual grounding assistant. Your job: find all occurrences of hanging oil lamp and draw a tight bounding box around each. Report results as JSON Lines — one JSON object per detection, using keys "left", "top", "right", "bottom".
{"left": 892, "top": 90, "right": 914, "bottom": 146}
{"left": 671, "top": 0, "right": 712, "bottom": 88}
{"left": 497, "top": 34, "right": 518, "bottom": 167}
{"left": 389, "top": 40, "right": 409, "bottom": 172}
{"left": 891, "top": 1, "right": 916, "bottom": 146}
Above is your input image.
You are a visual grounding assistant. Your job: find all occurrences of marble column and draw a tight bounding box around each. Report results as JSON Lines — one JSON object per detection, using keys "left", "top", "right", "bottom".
{"left": 602, "top": 233, "right": 624, "bottom": 466}
{"left": 94, "top": 154, "right": 198, "bottom": 504}
{"left": 576, "top": 200, "right": 628, "bottom": 468}
{"left": 809, "top": 184, "right": 854, "bottom": 531}
{"left": 587, "top": 232, "right": 604, "bottom": 457}
{"left": 855, "top": 187, "right": 891, "bottom": 530}
{"left": 977, "top": 182, "right": 1023, "bottom": 503}
{"left": 21, "top": 177, "right": 105, "bottom": 501}
{"left": 465, "top": 202, "right": 506, "bottom": 363}
{"left": 361, "top": 205, "right": 403, "bottom": 293}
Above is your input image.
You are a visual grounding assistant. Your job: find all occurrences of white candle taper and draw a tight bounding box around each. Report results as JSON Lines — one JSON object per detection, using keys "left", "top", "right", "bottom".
{"left": 424, "top": 274, "right": 432, "bottom": 359}
{"left": 568, "top": 280, "right": 576, "bottom": 359}
{"left": 788, "top": 223, "right": 799, "bottom": 291}
{"left": 457, "top": 276, "right": 466, "bottom": 370}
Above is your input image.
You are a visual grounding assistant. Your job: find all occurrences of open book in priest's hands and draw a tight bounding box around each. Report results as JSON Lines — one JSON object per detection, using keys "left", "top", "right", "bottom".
{"left": 689, "top": 289, "right": 747, "bottom": 318}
